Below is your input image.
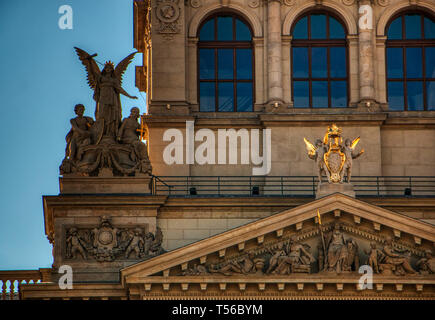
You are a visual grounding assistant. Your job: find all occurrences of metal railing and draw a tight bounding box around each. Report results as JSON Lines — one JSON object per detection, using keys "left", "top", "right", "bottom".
{"left": 151, "top": 176, "right": 435, "bottom": 198}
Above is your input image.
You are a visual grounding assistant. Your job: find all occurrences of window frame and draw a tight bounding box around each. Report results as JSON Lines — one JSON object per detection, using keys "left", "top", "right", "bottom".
{"left": 290, "top": 11, "right": 350, "bottom": 108}
{"left": 385, "top": 10, "right": 435, "bottom": 111}
{"left": 197, "top": 12, "right": 255, "bottom": 112}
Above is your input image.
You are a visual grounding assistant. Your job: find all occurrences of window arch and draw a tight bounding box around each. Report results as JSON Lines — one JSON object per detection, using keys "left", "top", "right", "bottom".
{"left": 386, "top": 11, "right": 435, "bottom": 111}
{"left": 198, "top": 13, "right": 254, "bottom": 112}
{"left": 291, "top": 11, "right": 348, "bottom": 108}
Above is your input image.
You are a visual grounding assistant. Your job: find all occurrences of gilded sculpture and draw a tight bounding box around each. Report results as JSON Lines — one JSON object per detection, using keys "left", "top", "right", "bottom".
{"left": 304, "top": 124, "right": 364, "bottom": 184}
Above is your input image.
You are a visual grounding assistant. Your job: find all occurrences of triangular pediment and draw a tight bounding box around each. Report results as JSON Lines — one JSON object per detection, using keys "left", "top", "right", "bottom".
{"left": 121, "top": 193, "right": 435, "bottom": 284}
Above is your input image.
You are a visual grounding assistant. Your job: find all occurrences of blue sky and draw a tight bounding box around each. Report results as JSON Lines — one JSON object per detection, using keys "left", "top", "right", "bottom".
{"left": 0, "top": 0, "right": 145, "bottom": 269}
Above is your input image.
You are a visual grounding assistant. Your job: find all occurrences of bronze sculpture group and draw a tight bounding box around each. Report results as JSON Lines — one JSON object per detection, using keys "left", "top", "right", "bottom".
{"left": 60, "top": 47, "right": 151, "bottom": 177}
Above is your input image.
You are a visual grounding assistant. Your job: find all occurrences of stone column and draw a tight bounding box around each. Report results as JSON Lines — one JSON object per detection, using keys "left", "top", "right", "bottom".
{"left": 267, "top": 0, "right": 283, "bottom": 106}
{"left": 358, "top": 0, "right": 376, "bottom": 106}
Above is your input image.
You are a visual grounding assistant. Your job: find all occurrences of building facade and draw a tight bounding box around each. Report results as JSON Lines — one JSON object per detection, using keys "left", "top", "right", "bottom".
{"left": 1, "top": 0, "right": 435, "bottom": 300}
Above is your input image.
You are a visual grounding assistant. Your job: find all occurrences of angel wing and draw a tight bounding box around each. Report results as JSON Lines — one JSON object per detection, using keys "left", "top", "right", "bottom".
{"left": 114, "top": 51, "right": 137, "bottom": 85}
{"left": 74, "top": 47, "right": 100, "bottom": 90}
{"left": 303, "top": 138, "right": 317, "bottom": 157}
{"left": 350, "top": 136, "right": 360, "bottom": 150}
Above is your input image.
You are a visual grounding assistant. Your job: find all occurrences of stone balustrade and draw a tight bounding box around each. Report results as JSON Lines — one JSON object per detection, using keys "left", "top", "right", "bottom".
{"left": 0, "top": 269, "right": 52, "bottom": 300}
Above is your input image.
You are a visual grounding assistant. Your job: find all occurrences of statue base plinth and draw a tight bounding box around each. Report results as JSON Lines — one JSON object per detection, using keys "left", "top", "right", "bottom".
{"left": 59, "top": 175, "right": 152, "bottom": 194}
{"left": 316, "top": 183, "right": 355, "bottom": 199}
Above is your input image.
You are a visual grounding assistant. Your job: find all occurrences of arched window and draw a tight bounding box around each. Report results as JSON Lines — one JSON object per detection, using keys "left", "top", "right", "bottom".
{"left": 198, "top": 13, "right": 254, "bottom": 112}
{"left": 386, "top": 11, "right": 435, "bottom": 111}
{"left": 291, "top": 12, "right": 348, "bottom": 108}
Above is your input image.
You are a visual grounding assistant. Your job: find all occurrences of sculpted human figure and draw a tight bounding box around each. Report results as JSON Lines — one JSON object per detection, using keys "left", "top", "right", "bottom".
{"left": 266, "top": 243, "right": 287, "bottom": 274}
{"left": 65, "top": 104, "right": 94, "bottom": 160}
{"left": 272, "top": 236, "right": 314, "bottom": 275}
{"left": 341, "top": 138, "right": 364, "bottom": 183}
{"left": 74, "top": 47, "right": 138, "bottom": 138}
{"left": 416, "top": 250, "right": 435, "bottom": 275}
{"left": 364, "top": 241, "right": 384, "bottom": 273}
{"left": 304, "top": 139, "right": 331, "bottom": 184}
{"left": 125, "top": 229, "right": 144, "bottom": 259}
{"left": 66, "top": 228, "right": 87, "bottom": 260}
{"left": 380, "top": 237, "right": 416, "bottom": 275}
{"left": 210, "top": 252, "right": 258, "bottom": 275}
{"left": 325, "top": 224, "right": 348, "bottom": 273}
{"left": 117, "top": 107, "right": 149, "bottom": 161}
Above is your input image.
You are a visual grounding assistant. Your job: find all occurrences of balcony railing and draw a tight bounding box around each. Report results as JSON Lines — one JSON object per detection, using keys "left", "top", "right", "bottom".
{"left": 0, "top": 269, "right": 51, "bottom": 300}
{"left": 151, "top": 176, "right": 435, "bottom": 198}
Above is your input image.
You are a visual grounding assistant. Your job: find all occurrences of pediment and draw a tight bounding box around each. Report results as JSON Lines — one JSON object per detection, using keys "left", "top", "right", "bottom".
{"left": 121, "top": 194, "right": 435, "bottom": 283}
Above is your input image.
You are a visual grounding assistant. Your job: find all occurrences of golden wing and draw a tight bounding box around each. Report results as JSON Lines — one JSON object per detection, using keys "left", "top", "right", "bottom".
{"left": 303, "top": 138, "right": 317, "bottom": 157}
{"left": 351, "top": 136, "right": 360, "bottom": 150}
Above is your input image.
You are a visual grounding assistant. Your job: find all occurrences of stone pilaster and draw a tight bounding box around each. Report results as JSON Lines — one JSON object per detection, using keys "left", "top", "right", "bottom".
{"left": 267, "top": 0, "right": 284, "bottom": 106}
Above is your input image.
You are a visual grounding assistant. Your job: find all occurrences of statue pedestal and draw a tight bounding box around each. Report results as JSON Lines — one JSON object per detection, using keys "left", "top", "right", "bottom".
{"left": 316, "top": 183, "right": 355, "bottom": 199}
{"left": 59, "top": 175, "right": 152, "bottom": 194}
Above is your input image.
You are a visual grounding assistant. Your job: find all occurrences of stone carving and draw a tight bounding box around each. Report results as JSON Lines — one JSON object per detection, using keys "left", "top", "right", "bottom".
{"left": 377, "top": 0, "right": 389, "bottom": 7}
{"left": 416, "top": 250, "right": 435, "bottom": 275}
{"left": 156, "top": 0, "right": 180, "bottom": 34}
{"left": 304, "top": 124, "right": 364, "bottom": 184}
{"left": 247, "top": 0, "right": 261, "bottom": 8}
{"left": 322, "top": 223, "right": 359, "bottom": 273}
{"left": 59, "top": 48, "right": 152, "bottom": 177}
{"left": 363, "top": 241, "right": 384, "bottom": 273}
{"left": 189, "top": 0, "right": 201, "bottom": 8}
{"left": 342, "top": 0, "right": 355, "bottom": 5}
{"left": 270, "top": 236, "right": 315, "bottom": 274}
{"left": 378, "top": 237, "right": 417, "bottom": 276}
{"left": 210, "top": 252, "right": 265, "bottom": 275}
{"left": 182, "top": 263, "right": 209, "bottom": 276}
{"left": 283, "top": 0, "right": 295, "bottom": 6}
{"left": 65, "top": 217, "right": 164, "bottom": 262}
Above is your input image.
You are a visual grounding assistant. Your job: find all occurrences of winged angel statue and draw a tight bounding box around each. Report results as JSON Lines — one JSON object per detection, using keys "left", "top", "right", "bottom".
{"left": 303, "top": 124, "right": 364, "bottom": 184}
{"left": 59, "top": 48, "right": 152, "bottom": 177}
{"left": 74, "top": 47, "right": 138, "bottom": 141}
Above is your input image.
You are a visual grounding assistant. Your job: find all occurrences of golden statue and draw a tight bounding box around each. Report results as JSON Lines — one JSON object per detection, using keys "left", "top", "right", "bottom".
{"left": 304, "top": 124, "right": 364, "bottom": 184}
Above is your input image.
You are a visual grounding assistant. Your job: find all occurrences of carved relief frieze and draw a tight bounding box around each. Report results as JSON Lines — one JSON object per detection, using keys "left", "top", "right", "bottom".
{"left": 176, "top": 222, "right": 431, "bottom": 277}
{"left": 65, "top": 216, "right": 164, "bottom": 262}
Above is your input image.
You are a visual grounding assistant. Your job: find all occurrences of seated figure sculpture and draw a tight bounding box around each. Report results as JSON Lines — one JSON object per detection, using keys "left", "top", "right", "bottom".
{"left": 65, "top": 104, "right": 94, "bottom": 160}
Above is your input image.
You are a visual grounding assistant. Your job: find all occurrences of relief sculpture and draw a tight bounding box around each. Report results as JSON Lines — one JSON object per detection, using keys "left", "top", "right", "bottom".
{"left": 65, "top": 217, "right": 164, "bottom": 262}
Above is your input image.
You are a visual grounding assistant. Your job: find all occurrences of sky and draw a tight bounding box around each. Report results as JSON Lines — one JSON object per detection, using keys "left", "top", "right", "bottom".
{"left": 0, "top": 0, "right": 145, "bottom": 270}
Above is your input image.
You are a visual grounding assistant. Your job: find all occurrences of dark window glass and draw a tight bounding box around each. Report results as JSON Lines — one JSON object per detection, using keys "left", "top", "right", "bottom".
{"left": 387, "top": 82, "right": 404, "bottom": 110}
{"left": 218, "top": 83, "right": 234, "bottom": 111}
{"left": 236, "top": 49, "right": 252, "bottom": 79}
{"left": 293, "top": 16, "right": 308, "bottom": 39}
{"left": 424, "top": 17, "right": 435, "bottom": 39}
{"left": 311, "top": 14, "right": 327, "bottom": 39}
{"left": 386, "top": 12, "right": 435, "bottom": 111}
{"left": 293, "top": 47, "right": 309, "bottom": 78}
{"left": 387, "top": 48, "right": 403, "bottom": 78}
{"left": 218, "top": 49, "right": 233, "bottom": 79}
{"left": 293, "top": 81, "right": 309, "bottom": 108}
{"left": 236, "top": 83, "right": 253, "bottom": 111}
{"left": 291, "top": 12, "right": 348, "bottom": 108}
{"left": 406, "top": 48, "right": 423, "bottom": 78}
{"left": 405, "top": 14, "right": 422, "bottom": 39}
{"left": 199, "top": 49, "right": 215, "bottom": 80}
{"left": 426, "top": 47, "right": 435, "bottom": 78}
{"left": 330, "top": 47, "right": 346, "bottom": 78}
{"left": 387, "top": 17, "right": 402, "bottom": 39}
{"left": 331, "top": 81, "right": 347, "bottom": 107}
{"left": 198, "top": 14, "right": 254, "bottom": 112}
{"left": 199, "top": 19, "right": 214, "bottom": 41}
{"left": 217, "top": 17, "right": 233, "bottom": 41}
{"left": 200, "top": 83, "right": 216, "bottom": 111}
{"left": 427, "top": 81, "right": 435, "bottom": 110}
{"left": 236, "top": 19, "right": 251, "bottom": 41}
{"left": 312, "top": 81, "right": 328, "bottom": 107}
{"left": 407, "top": 81, "right": 424, "bottom": 110}
{"left": 329, "top": 17, "right": 345, "bottom": 39}
{"left": 311, "top": 47, "right": 327, "bottom": 78}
